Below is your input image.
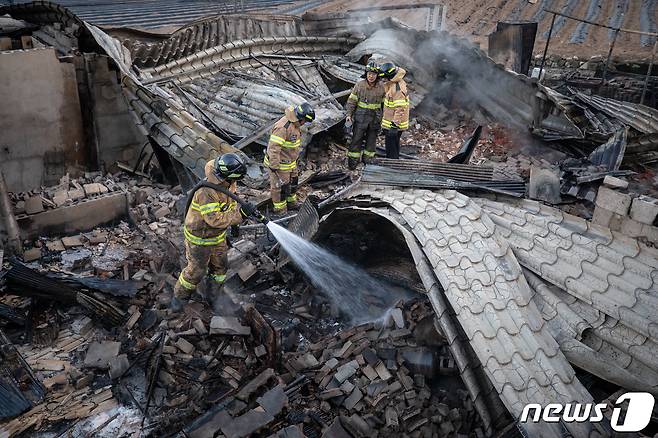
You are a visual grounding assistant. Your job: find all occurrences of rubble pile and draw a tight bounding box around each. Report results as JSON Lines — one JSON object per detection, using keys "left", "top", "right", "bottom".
{"left": 12, "top": 172, "right": 119, "bottom": 214}
{"left": 181, "top": 299, "right": 482, "bottom": 438}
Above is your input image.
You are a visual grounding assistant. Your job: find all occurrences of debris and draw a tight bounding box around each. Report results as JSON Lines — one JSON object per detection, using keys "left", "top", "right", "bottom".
{"left": 84, "top": 341, "right": 121, "bottom": 369}
{"left": 630, "top": 195, "right": 658, "bottom": 225}
{"left": 210, "top": 316, "right": 251, "bottom": 336}
{"left": 603, "top": 175, "right": 629, "bottom": 189}
{"left": 24, "top": 196, "right": 44, "bottom": 214}
{"left": 595, "top": 186, "right": 632, "bottom": 215}
{"left": 108, "top": 354, "right": 130, "bottom": 379}
{"left": 528, "top": 165, "right": 561, "bottom": 204}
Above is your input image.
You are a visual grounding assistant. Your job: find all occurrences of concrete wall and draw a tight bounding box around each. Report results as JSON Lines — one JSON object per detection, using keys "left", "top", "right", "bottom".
{"left": 88, "top": 55, "right": 146, "bottom": 170}
{"left": 0, "top": 47, "right": 87, "bottom": 192}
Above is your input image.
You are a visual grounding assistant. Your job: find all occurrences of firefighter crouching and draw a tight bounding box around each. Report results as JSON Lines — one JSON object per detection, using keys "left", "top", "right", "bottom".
{"left": 264, "top": 102, "right": 315, "bottom": 215}
{"left": 380, "top": 62, "right": 410, "bottom": 159}
{"left": 345, "top": 60, "right": 385, "bottom": 169}
{"left": 172, "top": 153, "right": 253, "bottom": 311}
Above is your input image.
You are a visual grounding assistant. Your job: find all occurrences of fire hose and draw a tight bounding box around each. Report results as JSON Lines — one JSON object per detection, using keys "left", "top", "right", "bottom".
{"left": 185, "top": 179, "right": 269, "bottom": 225}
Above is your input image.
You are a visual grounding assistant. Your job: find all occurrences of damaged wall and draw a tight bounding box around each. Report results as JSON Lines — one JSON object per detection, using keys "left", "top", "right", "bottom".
{"left": 84, "top": 55, "right": 147, "bottom": 169}
{"left": 0, "top": 47, "right": 85, "bottom": 192}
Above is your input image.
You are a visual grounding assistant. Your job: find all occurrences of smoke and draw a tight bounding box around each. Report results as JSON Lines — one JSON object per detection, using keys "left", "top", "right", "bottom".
{"left": 347, "top": 19, "right": 545, "bottom": 141}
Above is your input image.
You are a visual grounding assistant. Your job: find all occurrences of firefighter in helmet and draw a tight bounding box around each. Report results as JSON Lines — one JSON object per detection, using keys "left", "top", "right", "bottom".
{"left": 264, "top": 102, "right": 315, "bottom": 215}
{"left": 379, "top": 62, "right": 410, "bottom": 159}
{"left": 172, "top": 153, "right": 255, "bottom": 310}
{"left": 345, "top": 60, "right": 385, "bottom": 169}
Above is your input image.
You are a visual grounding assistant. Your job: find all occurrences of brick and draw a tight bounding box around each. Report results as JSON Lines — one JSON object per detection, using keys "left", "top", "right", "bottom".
{"left": 319, "top": 388, "right": 343, "bottom": 399}
{"left": 385, "top": 406, "right": 399, "bottom": 427}
{"left": 68, "top": 188, "right": 85, "bottom": 201}
{"left": 20, "top": 35, "right": 33, "bottom": 49}
{"left": 340, "top": 380, "right": 355, "bottom": 394}
{"left": 595, "top": 187, "right": 631, "bottom": 215}
{"left": 176, "top": 338, "right": 195, "bottom": 354}
{"left": 592, "top": 206, "right": 614, "bottom": 228}
{"left": 23, "top": 247, "right": 42, "bottom": 262}
{"left": 62, "top": 235, "right": 84, "bottom": 248}
{"left": 374, "top": 362, "right": 392, "bottom": 381}
{"left": 0, "top": 37, "right": 11, "bottom": 51}
{"left": 46, "top": 240, "right": 65, "bottom": 252}
{"left": 362, "top": 364, "right": 378, "bottom": 381}
{"left": 108, "top": 354, "right": 130, "bottom": 379}
{"left": 83, "top": 183, "right": 105, "bottom": 196}
{"left": 343, "top": 387, "right": 363, "bottom": 410}
{"left": 603, "top": 175, "right": 628, "bottom": 190}
{"left": 255, "top": 345, "right": 267, "bottom": 357}
{"left": 210, "top": 316, "right": 250, "bottom": 336}
{"left": 153, "top": 206, "right": 171, "bottom": 219}
{"left": 334, "top": 361, "right": 358, "bottom": 383}
{"left": 192, "top": 319, "right": 207, "bottom": 335}
{"left": 630, "top": 195, "right": 658, "bottom": 225}
{"left": 24, "top": 196, "right": 44, "bottom": 214}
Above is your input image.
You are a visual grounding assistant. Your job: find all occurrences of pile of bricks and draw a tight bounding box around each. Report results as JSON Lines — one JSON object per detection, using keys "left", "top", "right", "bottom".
{"left": 592, "top": 176, "right": 658, "bottom": 243}
{"left": 278, "top": 300, "right": 481, "bottom": 437}
{"left": 12, "top": 172, "right": 121, "bottom": 214}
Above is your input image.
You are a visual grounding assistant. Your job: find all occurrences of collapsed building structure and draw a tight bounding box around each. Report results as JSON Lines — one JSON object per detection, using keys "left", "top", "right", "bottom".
{"left": 1, "top": 1, "right": 658, "bottom": 437}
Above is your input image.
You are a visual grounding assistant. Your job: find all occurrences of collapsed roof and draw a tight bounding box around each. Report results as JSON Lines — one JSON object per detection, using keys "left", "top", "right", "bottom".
{"left": 2, "top": 1, "right": 658, "bottom": 435}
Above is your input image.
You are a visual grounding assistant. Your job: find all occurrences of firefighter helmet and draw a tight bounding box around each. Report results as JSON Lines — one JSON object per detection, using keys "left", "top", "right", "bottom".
{"left": 365, "top": 60, "right": 380, "bottom": 74}
{"left": 379, "top": 62, "right": 398, "bottom": 79}
{"left": 214, "top": 153, "right": 247, "bottom": 181}
{"left": 294, "top": 102, "right": 315, "bottom": 123}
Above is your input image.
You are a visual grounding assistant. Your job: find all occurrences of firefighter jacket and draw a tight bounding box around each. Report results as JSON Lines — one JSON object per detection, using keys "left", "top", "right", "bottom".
{"left": 264, "top": 107, "right": 302, "bottom": 172}
{"left": 183, "top": 160, "right": 243, "bottom": 246}
{"left": 382, "top": 68, "right": 410, "bottom": 130}
{"left": 345, "top": 79, "right": 385, "bottom": 121}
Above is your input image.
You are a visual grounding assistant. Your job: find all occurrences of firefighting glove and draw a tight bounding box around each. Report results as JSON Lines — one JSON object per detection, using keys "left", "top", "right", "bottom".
{"left": 230, "top": 224, "right": 240, "bottom": 238}
{"left": 240, "top": 202, "right": 258, "bottom": 219}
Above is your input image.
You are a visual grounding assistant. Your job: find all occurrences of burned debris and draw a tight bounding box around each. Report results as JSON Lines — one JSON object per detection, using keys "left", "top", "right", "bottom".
{"left": 2, "top": 1, "right": 658, "bottom": 437}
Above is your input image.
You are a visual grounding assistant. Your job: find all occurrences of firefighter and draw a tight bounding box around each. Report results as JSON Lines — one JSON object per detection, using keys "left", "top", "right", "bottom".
{"left": 172, "top": 153, "right": 255, "bottom": 311}
{"left": 380, "top": 62, "right": 410, "bottom": 159}
{"left": 264, "top": 102, "right": 315, "bottom": 215}
{"left": 345, "top": 60, "right": 385, "bottom": 169}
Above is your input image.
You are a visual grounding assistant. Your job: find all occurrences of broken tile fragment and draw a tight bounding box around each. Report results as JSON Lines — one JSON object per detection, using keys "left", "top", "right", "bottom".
{"left": 210, "top": 316, "right": 251, "bottom": 336}
{"left": 108, "top": 354, "right": 130, "bottom": 379}
{"left": 84, "top": 341, "right": 120, "bottom": 369}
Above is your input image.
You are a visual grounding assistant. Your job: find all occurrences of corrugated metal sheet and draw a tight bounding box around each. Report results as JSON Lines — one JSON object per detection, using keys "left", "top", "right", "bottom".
{"left": 574, "top": 91, "right": 658, "bottom": 134}
{"left": 140, "top": 35, "right": 361, "bottom": 83}
{"left": 2, "top": 0, "right": 299, "bottom": 29}
{"left": 123, "top": 14, "right": 304, "bottom": 68}
{"left": 169, "top": 64, "right": 345, "bottom": 146}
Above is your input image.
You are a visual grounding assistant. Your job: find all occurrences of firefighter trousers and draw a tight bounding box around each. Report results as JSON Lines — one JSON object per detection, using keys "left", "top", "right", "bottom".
{"left": 174, "top": 240, "right": 228, "bottom": 300}
{"left": 269, "top": 169, "right": 298, "bottom": 213}
{"left": 348, "top": 120, "right": 379, "bottom": 168}
{"left": 384, "top": 129, "right": 403, "bottom": 159}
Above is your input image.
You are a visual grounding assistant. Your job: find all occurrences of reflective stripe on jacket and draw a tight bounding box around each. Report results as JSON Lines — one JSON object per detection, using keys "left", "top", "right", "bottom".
{"left": 345, "top": 79, "right": 385, "bottom": 118}
{"left": 382, "top": 68, "right": 410, "bottom": 130}
{"left": 183, "top": 160, "right": 243, "bottom": 246}
{"left": 265, "top": 108, "right": 302, "bottom": 171}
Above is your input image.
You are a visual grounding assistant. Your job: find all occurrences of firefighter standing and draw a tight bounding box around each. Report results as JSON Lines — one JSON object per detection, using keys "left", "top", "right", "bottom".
{"left": 264, "top": 102, "right": 315, "bottom": 215}
{"left": 172, "top": 153, "right": 256, "bottom": 310}
{"left": 380, "top": 62, "right": 410, "bottom": 159}
{"left": 345, "top": 60, "right": 385, "bottom": 169}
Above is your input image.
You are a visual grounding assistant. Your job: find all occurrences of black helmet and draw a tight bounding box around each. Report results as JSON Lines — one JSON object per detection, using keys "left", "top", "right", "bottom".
{"left": 365, "top": 60, "right": 380, "bottom": 74}
{"left": 294, "top": 102, "right": 315, "bottom": 124}
{"left": 214, "top": 153, "right": 247, "bottom": 181}
{"left": 379, "top": 62, "right": 397, "bottom": 79}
